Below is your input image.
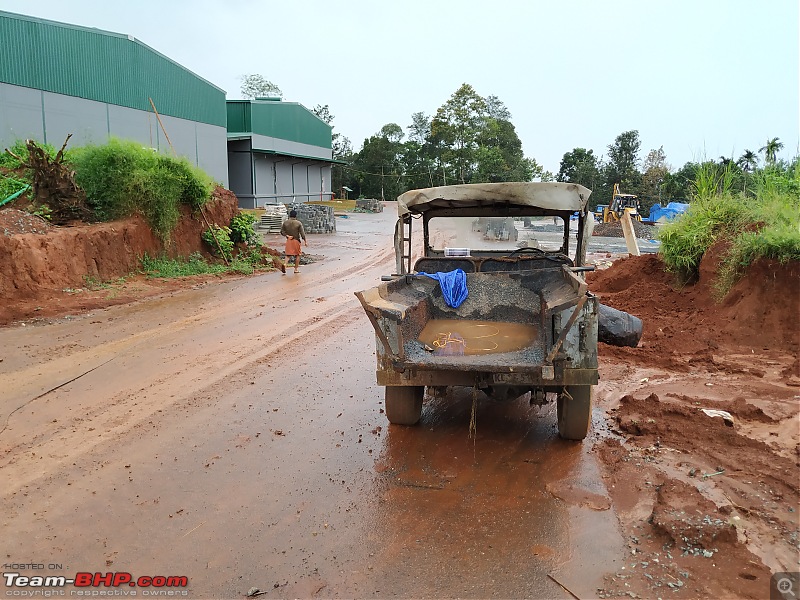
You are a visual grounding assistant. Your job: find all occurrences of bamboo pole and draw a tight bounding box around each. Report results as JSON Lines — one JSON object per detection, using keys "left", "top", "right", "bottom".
{"left": 149, "top": 97, "right": 177, "bottom": 157}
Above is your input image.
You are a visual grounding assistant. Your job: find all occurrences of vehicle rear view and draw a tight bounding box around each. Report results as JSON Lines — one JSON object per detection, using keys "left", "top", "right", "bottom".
{"left": 355, "top": 182, "right": 598, "bottom": 440}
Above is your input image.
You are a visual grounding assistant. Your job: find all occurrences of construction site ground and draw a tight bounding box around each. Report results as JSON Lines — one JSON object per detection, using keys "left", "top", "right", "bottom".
{"left": 1, "top": 203, "right": 798, "bottom": 599}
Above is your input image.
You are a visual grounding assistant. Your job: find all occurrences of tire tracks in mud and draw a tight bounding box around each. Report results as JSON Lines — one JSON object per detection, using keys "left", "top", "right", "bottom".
{"left": 0, "top": 241, "right": 394, "bottom": 495}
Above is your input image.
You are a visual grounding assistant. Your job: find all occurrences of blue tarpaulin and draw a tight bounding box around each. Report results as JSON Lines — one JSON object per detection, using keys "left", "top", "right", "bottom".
{"left": 419, "top": 269, "right": 468, "bottom": 308}
{"left": 648, "top": 202, "right": 689, "bottom": 222}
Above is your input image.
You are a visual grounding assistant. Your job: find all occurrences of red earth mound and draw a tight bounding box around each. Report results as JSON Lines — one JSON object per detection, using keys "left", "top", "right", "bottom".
{"left": 0, "top": 186, "right": 238, "bottom": 301}
{"left": 588, "top": 252, "right": 800, "bottom": 356}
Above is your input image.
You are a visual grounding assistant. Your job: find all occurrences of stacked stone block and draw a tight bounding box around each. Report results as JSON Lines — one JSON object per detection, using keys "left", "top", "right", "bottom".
{"left": 291, "top": 203, "right": 336, "bottom": 234}
{"left": 355, "top": 198, "right": 384, "bottom": 213}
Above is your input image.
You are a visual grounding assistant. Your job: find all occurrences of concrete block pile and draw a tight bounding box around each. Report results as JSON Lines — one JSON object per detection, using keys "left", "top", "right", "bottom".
{"left": 258, "top": 204, "right": 288, "bottom": 233}
{"left": 355, "top": 198, "right": 384, "bottom": 213}
{"left": 291, "top": 203, "right": 336, "bottom": 234}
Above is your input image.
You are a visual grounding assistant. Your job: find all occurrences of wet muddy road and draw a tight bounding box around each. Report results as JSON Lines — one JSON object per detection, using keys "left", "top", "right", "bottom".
{"left": 1, "top": 208, "right": 627, "bottom": 598}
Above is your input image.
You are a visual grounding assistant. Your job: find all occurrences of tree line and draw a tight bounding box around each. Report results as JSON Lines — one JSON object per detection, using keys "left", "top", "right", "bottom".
{"left": 321, "top": 83, "right": 545, "bottom": 203}
{"left": 556, "top": 132, "right": 790, "bottom": 213}
{"left": 240, "top": 75, "right": 792, "bottom": 212}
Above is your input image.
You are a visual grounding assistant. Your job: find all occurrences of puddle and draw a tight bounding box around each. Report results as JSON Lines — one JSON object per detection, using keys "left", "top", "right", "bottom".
{"left": 418, "top": 319, "right": 538, "bottom": 355}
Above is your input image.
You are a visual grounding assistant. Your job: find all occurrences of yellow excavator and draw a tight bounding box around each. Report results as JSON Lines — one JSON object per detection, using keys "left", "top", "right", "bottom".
{"left": 598, "top": 183, "right": 643, "bottom": 223}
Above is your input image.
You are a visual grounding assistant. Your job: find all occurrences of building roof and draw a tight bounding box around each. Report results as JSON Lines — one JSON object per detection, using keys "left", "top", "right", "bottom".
{"left": 226, "top": 99, "right": 332, "bottom": 150}
{"left": 0, "top": 10, "right": 226, "bottom": 127}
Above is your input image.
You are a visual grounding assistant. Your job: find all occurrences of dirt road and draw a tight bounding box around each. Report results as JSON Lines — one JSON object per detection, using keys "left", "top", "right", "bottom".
{"left": 1, "top": 209, "right": 625, "bottom": 599}
{"left": 1, "top": 207, "right": 797, "bottom": 599}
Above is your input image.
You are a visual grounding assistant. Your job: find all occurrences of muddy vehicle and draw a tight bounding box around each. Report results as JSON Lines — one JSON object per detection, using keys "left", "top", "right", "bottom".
{"left": 355, "top": 182, "right": 598, "bottom": 440}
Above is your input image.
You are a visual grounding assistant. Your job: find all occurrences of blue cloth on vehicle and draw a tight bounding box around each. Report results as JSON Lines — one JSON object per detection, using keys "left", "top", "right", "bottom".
{"left": 419, "top": 269, "right": 468, "bottom": 308}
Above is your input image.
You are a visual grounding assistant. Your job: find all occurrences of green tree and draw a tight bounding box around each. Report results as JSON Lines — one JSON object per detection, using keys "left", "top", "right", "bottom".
{"left": 473, "top": 146, "right": 507, "bottom": 182}
{"left": 759, "top": 137, "right": 784, "bottom": 164}
{"left": 737, "top": 149, "right": 759, "bottom": 196}
{"left": 605, "top": 130, "right": 641, "bottom": 188}
{"left": 598, "top": 130, "right": 642, "bottom": 209}
{"left": 557, "top": 148, "right": 600, "bottom": 189}
{"left": 239, "top": 74, "right": 282, "bottom": 99}
{"left": 738, "top": 149, "right": 758, "bottom": 173}
{"left": 640, "top": 146, "right": 671, "bottom": 212}
{"left": 485, "top": 95, "right": 512, "bottom": 121}
{"left": 311, "top": 104, "right": 352, "bottom": 198}
{"left": 399, "top": 141, "right": 437, "bottom": 190}
{"left": 473, "top": 118, "right": 529, "bottom": 183}
{"left": 661, "top": 161, "right": 697, "bottom": 202}
{"left": 351, "top": 125, "right": 406, "bottom": 200}
{"left": 348, "top": 84, "right": 549, "bottom": 195}
{"left": 407, "top": 112, "right": 431, "bottom": 144}
{"left": 379, "top": 123, "right": 405, "bottom": 144}
{"left": 526, "top": 158, "right": 553, "bottom": 182}
{"left": 430, "top": 83, "right": 487, "bottom": 183}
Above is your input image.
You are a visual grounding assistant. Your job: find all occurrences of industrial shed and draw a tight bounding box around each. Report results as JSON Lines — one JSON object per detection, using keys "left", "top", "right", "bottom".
{"left": 0, "top": 10, "right": 229, "bottom": 186}
{"left": 227, "top": 99, "right": 336, "bottom": 208}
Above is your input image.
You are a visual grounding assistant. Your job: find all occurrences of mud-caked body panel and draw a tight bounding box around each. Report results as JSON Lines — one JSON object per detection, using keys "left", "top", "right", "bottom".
{"left": 354, "top": 182, "right": 599, "bottom": 436}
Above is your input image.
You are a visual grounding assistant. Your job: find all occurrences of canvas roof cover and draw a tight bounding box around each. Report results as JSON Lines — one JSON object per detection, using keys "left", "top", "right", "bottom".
{"left": 396, "top": 182, "right": 592, "bottom": 217}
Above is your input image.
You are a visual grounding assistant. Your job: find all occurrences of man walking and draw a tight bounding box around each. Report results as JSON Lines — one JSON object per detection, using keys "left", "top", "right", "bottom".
{"left": 280, "top": 209, "right": 308, "bottom": 274}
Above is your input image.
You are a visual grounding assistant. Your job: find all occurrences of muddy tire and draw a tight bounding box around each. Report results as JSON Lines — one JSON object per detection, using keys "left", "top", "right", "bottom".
{"left": 385, "top": 386, "right": 424, "bottom": 425}
{"left": 557, "top": 385, "right": 592, "bottom": 440}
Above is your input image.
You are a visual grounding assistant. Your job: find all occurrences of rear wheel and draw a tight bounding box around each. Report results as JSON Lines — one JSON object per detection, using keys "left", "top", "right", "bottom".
{"left": 385, "top": 386, "right": 424, "bottom": 425}
{"left": 557, "top": 385, "right": 592, "bottom": 440}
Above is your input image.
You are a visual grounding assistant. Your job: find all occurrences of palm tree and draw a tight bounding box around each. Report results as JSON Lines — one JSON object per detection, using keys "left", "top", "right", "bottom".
{"left": 737, "top": 150, "right": 758, "bottom": 173}
{"left": 718, "top": 156, "right": 735, "bottom": 168}
{"left": 759, "top": 137, "right": 784, "bottom": 165}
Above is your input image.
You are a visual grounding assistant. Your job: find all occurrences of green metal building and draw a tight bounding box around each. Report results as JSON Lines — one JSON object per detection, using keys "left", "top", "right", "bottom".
{"left": 227, "top": 98, "right": 335, "bottom": 208}
{"left": 0, "top": 10, "right": 229, "bottom": 185}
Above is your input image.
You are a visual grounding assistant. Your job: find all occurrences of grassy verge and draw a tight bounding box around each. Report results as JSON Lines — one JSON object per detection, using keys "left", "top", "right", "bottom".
{"left": 140, "top": 251, "right": 275, "bottom": 278}
{"left": 658, "top": 161, "right": 800, "bottom": 296}
{"left": 309, "top": 199, "right": 356, "bottom": 211}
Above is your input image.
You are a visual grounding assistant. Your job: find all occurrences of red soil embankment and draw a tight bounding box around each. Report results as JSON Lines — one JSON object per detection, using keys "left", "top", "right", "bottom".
{"left": 0, "top": 187, "right": 238, "bottom": 300}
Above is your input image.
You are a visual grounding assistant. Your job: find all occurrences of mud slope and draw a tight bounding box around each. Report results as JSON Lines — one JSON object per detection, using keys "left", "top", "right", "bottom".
{"left": 589, "top": 252, "right": 800, "bottom": 599}
{"left": 0, "top": 186, "right": 238, "bottom": 300}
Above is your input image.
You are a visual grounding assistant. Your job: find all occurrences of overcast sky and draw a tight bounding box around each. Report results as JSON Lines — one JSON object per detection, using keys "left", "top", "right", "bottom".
{"left": 2, "top": 0, "right": 798, "bottom": 174}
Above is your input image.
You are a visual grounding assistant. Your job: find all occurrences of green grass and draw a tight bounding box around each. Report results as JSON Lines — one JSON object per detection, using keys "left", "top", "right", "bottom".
{"left": 140, "top": 253, "right": 229, "bottom": 278}
{"left": 659, "top": 160, "right": 800, "bottom": 296}
{"left": 309, "top": 199, "right": 356, "bottom": 211}
{"left": 140, "top": 251, "right": 275, "bottom": 279}
{"left": 0, "top": 174, "right": 29, "bottom": 201}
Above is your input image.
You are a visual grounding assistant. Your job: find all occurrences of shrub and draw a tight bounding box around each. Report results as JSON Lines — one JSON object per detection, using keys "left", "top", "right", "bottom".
{"left": 229, "top": 211, "right": 259, "bottom": 245}
{"left": 658, "top": 194, "right": 749, "bottom": 282}
{"left": 69, "top": 138, "right": 214, "bottom": 240}
{"left": 659, "top": 161, "right": 800, "bottom": 295}
{"left": 155, "top": 155, "right": 215, "bottom": 210}
{"left": 0, "top": 139, "right": 58, "bottom": 169}
{"left": 202, "top": 224, "right": 234, "bottom": 261}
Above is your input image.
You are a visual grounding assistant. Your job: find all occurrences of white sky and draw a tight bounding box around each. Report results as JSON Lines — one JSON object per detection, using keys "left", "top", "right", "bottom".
{"left": 2, "top": 0, "right": 798, "bottom": 174}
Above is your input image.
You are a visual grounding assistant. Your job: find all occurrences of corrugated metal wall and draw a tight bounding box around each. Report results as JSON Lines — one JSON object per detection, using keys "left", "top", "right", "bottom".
{"left": 0, "top": 11, "right": 225, "bottom": 127}
{"left": 0, "top": 81, "right": 229, "bottom": 186}
{"left": 230, "top": 151, "right": 333, "bottom": 209}
{"left": 227, "top": 100, "right": 331, "bottom": 148}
